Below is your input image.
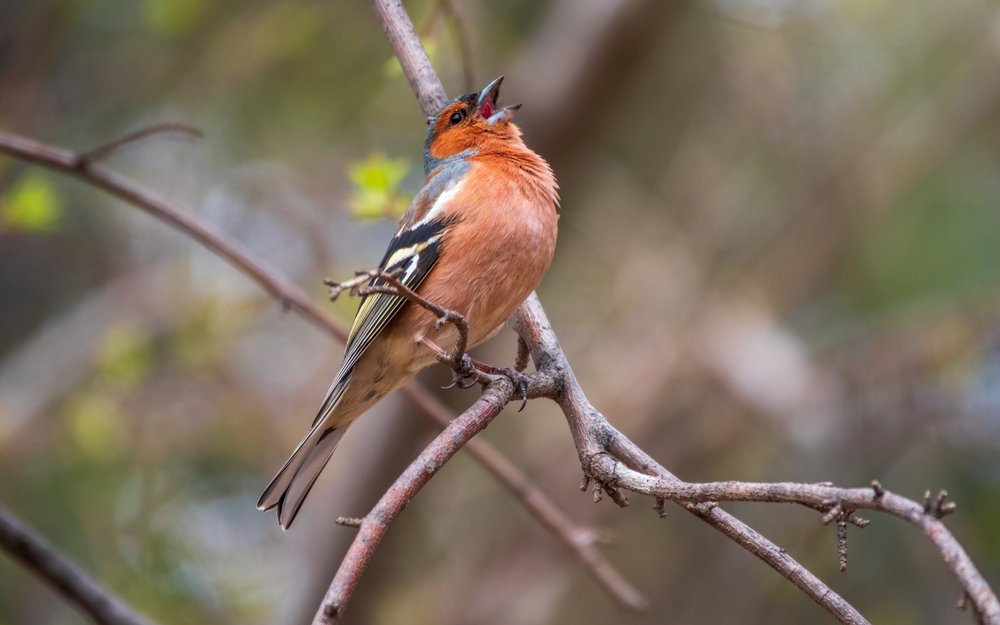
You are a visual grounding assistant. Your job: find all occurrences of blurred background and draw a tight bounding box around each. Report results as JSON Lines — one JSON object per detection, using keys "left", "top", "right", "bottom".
{"left": 2, "top": 0, "right": 1000, "bottom": 623}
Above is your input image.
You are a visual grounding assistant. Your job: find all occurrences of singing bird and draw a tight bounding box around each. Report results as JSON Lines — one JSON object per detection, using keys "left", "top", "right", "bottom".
{"left": 258, "top": 76, "right": 559, "bottom": 529}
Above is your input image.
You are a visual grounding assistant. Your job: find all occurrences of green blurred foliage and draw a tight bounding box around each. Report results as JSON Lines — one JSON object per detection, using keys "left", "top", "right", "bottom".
{"left": 143, "top": 0, "right": 207, "bottom": 36}
{"left": 63, "top": 391, "right": 126, "bottom": 463}
{"left": 347, "top": 153, "right": 412, "bottom": 220}
{"left": 97, "top": 326, "right": 155, "bottom": 389}
{"left": 1, "top": 172, "right": 62, "bottom": 233}
{"left": 852, "top": 159, "right": 1000, "bottom": 311}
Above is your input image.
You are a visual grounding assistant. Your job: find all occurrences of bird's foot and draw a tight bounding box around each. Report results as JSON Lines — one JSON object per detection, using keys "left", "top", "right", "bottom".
{"left": 502, "top": 368, "right": 530, "bottom": 412}
{"left": 474, "top": 363, "right": 530, "bottom": 411}
{"left": 441, "top": 353, "right": 479, "bottom": 390}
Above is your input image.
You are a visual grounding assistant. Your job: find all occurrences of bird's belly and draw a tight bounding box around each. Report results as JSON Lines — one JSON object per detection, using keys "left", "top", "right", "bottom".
{"left": 402, "top": 202, "right": 557, "bottom": 354}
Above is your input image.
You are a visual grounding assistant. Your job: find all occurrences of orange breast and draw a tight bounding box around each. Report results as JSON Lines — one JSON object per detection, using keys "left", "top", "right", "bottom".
{"left": 396, "top": 156, "right": 558, "bottom": 351}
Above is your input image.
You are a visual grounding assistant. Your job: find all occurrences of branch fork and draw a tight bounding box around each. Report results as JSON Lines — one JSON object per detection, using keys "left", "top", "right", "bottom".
{"left": 74, "top": 123, "right": 202, "bottom": 168}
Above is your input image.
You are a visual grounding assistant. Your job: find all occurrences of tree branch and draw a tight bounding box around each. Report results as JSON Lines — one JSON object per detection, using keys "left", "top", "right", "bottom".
{"left": 0, "top": 505, "right": 156, "bottom": 625}
{"left": 372, "top": 0, "right": 448, "bottom": 118}
{"left": 515, "top": 294, "right": 874, "bottom": 624}
{"left": 583, "top": 459, "right": 997, "bottom": 619}
{"left": 313, "top": 380, "right": 512, "bottom": 623}
{"left": 0, "top": 132, "right": 643, "bottom": 610}
{"left": 397, "top": 382, "right": 646, "bottom": 611}
{"left": 362, "top": 1, "right": 1000, "bottom": 624}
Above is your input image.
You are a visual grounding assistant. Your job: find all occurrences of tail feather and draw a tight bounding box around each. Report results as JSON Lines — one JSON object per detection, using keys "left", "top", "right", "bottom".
{"left": 258, "top": 373, "right": 353, "bottom": 529}
{"left": 257, "top": 424, "right": 348, "bottom": 529}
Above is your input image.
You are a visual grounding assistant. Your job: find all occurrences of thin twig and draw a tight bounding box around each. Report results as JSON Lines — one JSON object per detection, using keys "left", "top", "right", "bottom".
{"left": 513, "top": 294, "right": 875, "bottom": 624}
{"left": 326, "top": 268, "right": 471, "bottom": 365}
{"left": 837, "top": 518, "right": 849, "bottom": 572}
{"left": 0, "top": 505, "right": 156, "bottom": 625}
{"left": 574, "top": 458, "right": 999, "bottom": 621}
{"left": 0, "top": 130, "right": 644, "bottom": 611}
{"left": 75, "top": 123, "right": 202, "bottom": 166}
{"left": 0, "top": 132, "right": 327, "bottom": 326}
{"left": 335, "top": 517, "right": 363, "bottom": 529}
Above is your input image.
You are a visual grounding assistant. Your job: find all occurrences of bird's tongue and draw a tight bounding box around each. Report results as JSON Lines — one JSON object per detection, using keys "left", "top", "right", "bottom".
{"left": 477, "top": 76, "right": 503, "bottom": 119}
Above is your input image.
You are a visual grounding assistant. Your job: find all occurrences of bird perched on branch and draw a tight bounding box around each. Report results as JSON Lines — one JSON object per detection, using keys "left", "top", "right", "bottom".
{"left": 258, "top": 76, "right": 559, "bottom": 529}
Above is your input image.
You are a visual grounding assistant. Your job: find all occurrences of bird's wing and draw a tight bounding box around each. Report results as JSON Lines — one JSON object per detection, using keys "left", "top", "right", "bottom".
{"left": 345, "top": 216, "right": 455, "bottom": 362}
{"left": 310, "top": 172, "right": 468, "bottom": 428}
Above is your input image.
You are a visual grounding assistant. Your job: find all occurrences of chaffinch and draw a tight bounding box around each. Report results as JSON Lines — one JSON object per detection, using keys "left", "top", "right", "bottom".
{"left": 257, "top": 76, "right": 559, "bottom": 529}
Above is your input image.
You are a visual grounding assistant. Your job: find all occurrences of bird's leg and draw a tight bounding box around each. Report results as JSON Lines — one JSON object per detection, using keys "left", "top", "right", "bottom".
{"left": 341, "top": 267, "right": 530, "bottom": 405}
{"left": 420, "top": 337, "right": 479, "bottom": 389}
{"left": 330, "top": 267, "right": 482, "bottom": 389}
{"left": 419, "top": 337, "right": 527, "bottom": 404}
{"left": 453, "top": 353, "right": 479, "bottom": 389}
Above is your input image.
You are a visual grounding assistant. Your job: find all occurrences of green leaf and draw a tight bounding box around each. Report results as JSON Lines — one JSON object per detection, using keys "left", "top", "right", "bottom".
{"left": 2, "top": 172, "right": 62, "bottom": 232}
{"left": 347, "top": 153, "right": 411, "bottom": 220}
{"left": 64, "top": 392, "right": 125, "bottom": 463}
{"left": 97, "top": 325, "right": 154, "bottom": 389}
{"left": 143, "top": 0, "right": 206, "bottom": 36}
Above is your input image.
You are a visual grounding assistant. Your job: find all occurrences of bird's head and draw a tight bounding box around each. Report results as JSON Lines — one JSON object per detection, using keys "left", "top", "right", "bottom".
{"left": 424, "top": 76, "right": 522, "bottom": 170}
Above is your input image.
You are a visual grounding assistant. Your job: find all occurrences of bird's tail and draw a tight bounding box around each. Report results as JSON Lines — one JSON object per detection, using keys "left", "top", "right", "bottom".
{"left": 257, "top": 378, "right": 353, "bottom": 530}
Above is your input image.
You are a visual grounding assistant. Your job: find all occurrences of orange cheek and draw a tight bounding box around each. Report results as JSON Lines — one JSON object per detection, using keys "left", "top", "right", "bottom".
{"left": 430, "top": 127, "right": 478, "bottom": 160}
{"left": 429, "top": 132, "right": 459, "bottom": 159}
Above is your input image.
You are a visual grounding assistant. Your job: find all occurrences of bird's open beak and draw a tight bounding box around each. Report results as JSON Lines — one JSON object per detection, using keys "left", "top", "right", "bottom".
{"left": 477, "top": 75, "right": 521, "bottom": 125}
{"left": 477, "top": 76, "right": 503, "bottom": 114}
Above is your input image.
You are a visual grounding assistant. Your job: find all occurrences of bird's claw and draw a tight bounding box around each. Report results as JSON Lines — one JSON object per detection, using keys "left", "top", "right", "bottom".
{"left": 443, "top": 353, "right": 479, "bottom": 390}
{"left": 458, "top": 376, "right": 478, "bottom": 389}
{"left": 495, "top": 367, "right": 529, "bottom": 411}
{"left": 441, "top": 355, "right": 529, "bottom": 408}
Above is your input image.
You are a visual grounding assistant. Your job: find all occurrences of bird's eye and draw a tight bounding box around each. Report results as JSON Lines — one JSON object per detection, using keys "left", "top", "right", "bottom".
{"left": 449, "top": 110, "right": 466, "bottom": 125}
